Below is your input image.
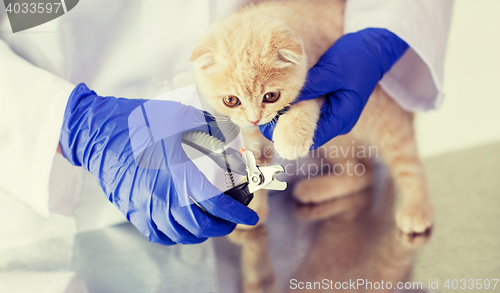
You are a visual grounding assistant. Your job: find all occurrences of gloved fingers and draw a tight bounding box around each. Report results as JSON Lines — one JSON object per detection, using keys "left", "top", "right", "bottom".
{"left": 126, "top": 202, "right": 180, "bottom": 245}
{"left": 294, "top": 63, "right": 342, "bottom": 103}
{"left": 167, "top": 149, "right": 254, "bottom": 237}
{"left": 198, "top": 193, "right": 259, "bottom": 226}
{"left": 309, "top": 90, "right": 364, "bottom": 148}
{"left": 169, "top": 143, "right": 258, "bottom": 227}
{"left": 205, "top": 112, "right": 227, "bottom": 144}
{"left": 334, "top": 90, "right": 365, "bottom": 134}
{"left": 204, "top": 110, "right": 242, "bottom": 146}
{"left": 151, "top": 197, "right": 208, "bottom": 244}
{"left": 310, "top": 112, "right": 338, "bottom": 149}
{"left": 130, "top": 212, "right": 179, "bottom": 246}
{"left": 258, "top": 90, "right": 344, "bottom": 147}
{"left": 259, "top": 90, "right": 357, "bottom": 148}
{"left": 259, "top": 122, "right": 275, "bottom": 142}
{"left": 171, "top": 195, "right": 237, "bottom": 238}
{"left": 144, "top": 226, "right": 177, "bottom": 246}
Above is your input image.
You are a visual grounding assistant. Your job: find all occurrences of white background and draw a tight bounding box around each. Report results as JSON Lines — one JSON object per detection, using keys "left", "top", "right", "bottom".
{"left": 416, "top": 0, "right": 500, "bottom": 158}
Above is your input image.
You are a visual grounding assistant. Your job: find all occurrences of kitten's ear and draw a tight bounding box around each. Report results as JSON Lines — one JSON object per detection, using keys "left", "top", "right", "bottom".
{"left": 274, "top": 31, "right": 305, "bottom": 68}
{"left": 277, "top": 49, "right": 301, "bottom": 65}
{"left": 191, "top": 52, "right": 216, "bottom": 70}
{"left": 191, "top": 42, "right": 216, "bottom": 70}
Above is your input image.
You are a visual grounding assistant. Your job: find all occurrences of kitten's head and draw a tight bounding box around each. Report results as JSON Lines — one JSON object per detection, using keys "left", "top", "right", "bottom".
{"left": 190, "top": 9, "right": 307, "bottom": 127}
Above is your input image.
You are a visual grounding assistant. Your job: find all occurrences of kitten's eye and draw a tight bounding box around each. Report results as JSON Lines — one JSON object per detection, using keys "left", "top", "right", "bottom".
{"left": 222, "top": 95, "right": 240, "bottom": 107}
{"left": 263, "top": 91, "right": 280, "bottom": 103}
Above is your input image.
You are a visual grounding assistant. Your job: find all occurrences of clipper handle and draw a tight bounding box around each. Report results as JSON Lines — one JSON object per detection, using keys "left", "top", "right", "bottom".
{"left": 224, "top": 182, "right": 253, "bottom": 206}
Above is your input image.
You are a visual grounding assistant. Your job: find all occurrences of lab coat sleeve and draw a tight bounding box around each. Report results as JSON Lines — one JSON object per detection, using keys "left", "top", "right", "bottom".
{"left": 0, "top": 39, "right": 77, "bottom": 217}
{"left": 344, "top": 0, "right": 453, "bottom": 111}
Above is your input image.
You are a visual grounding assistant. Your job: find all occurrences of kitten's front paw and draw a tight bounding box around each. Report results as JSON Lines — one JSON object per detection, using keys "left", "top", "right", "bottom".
{"left": 396, "top": 200, "right": 434, "bottom": 234}
{"left": 272, "top": 114, "right": 314, "bottom": 160}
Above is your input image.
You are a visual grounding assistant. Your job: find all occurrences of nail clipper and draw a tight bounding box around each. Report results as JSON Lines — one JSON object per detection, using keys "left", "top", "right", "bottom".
{"left": 181, "top": 131, "right": 286, "bottom": 209}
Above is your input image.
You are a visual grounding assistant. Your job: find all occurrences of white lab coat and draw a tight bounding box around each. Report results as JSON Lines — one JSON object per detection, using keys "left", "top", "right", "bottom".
{"left": 0, "top": 0, "right": 453, "bottom": 251}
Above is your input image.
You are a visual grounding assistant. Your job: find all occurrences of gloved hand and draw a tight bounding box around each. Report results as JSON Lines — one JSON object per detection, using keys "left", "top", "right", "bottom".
{"left": 60, "top": 83, "right": 258, "bottom": 245}
{"left": 260, "top": 28, "right": 408, "bottom": 148}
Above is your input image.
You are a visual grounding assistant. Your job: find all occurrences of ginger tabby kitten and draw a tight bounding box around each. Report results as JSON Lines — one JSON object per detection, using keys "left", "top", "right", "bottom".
{"left": 190, "top": 0, "right": 433, "bottom": 234}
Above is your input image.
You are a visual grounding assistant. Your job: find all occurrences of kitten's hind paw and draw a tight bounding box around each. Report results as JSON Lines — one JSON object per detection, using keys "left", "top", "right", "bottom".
{"left": 227, "top": 225, "right": 268, "bottom": 245}
{"left": 396, "top": 200, "right": 434, "bottom": 234}
{"left": 397, "top": 228, "right": 432, "bottom": 249}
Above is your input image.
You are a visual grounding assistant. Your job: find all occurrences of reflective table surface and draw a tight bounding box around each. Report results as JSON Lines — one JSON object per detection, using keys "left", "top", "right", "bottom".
{"left": 1, "top": 143, "right": 499, "bottom": 293}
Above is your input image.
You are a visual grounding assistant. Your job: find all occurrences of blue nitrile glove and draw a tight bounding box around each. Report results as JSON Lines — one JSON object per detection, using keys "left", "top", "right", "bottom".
{"left": 60, "top": 83, "right": 258, "bottom": 245}
{"left": 260, "top": 28, "right": 408, "bottom": 148}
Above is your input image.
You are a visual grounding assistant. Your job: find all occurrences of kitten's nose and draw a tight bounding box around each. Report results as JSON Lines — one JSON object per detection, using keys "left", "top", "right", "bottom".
{"left": 249, "top": 119, "right": 261, "bottom": 125}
